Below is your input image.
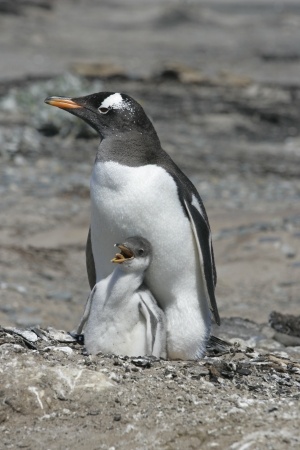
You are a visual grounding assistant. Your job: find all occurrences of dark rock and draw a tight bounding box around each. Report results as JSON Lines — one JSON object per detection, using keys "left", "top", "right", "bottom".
{"left": 131, "top": 357, "right": 152, "bottom": 368}
{"left": 269, "top": 311, "right": 300, "bottom": 338}
{"left": 236, "top": 365, "right": 252, "bottom": 376}
{"left": 206, "top": 335, "right": 232, "bottom": 356}
{"left": 113, "top": 414, "right": 121, "bottom": 422}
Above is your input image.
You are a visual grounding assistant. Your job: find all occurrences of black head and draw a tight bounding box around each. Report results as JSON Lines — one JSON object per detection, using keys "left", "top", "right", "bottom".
{"left": 44, "top": 92, "right": 155, "bottom": 139}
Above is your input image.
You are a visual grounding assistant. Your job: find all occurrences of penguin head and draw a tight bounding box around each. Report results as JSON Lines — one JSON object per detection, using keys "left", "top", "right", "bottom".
{"left": 44, "top": 92, "right": 154, "bottom": 139}
{"left": 111, "top": 236, "right": 152, "bottom": 273}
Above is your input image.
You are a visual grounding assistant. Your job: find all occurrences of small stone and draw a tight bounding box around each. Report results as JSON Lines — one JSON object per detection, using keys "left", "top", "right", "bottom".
{"left": 44, "top": 346, "right": 73, "bottom": 355}
{"left": 113, "top": 414, "right": 121, "bottom": 422}
{"left": 5, "top": 328, "right": 39, "bottom": 342}
{"left": 131, "top": 357, "right": 152, "bottom": 368}
{"left": 88, "top": 410, "right": 100, "bottom": 416}
{"left": 236, "top": 366, "right": 251, "bottom": 376}
{"left": 46, "top": 328, "right": 76, "bottom": 342}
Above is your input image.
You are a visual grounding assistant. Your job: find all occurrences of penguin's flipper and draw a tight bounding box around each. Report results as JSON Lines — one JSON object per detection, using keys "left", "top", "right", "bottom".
{"left": 138, "top": 290, "right": 166, "bottom": 358}
{"left": 86, "top": 227, "right": 97, "bottom": 289}
{"left": 74, "top": 286, "right": 96, "bottom": 335}
{"left": 184, "top": 198, "right": 220, "bottom": 326}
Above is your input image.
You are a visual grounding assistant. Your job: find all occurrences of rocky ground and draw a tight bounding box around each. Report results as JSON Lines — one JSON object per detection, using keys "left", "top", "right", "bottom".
{"left": 0, "top": 1, "right": 300, "bottom": 449}
{"left": 1, "top": 326, "right": 300, "bottom": 450}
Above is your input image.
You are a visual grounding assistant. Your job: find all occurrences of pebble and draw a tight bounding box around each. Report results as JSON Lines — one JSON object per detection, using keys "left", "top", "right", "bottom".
{"left": 46, "top": 328, "right": 76, "bottom": 342}
{"left": 4, "top": 327, "right": 39, "bottom": 342}
{"left": 113, "top": 414, "right": 121, "bottom": 422}
{"left": 0, "top": 343, "right": 25, "bottom": 353}
{"left": 131, "top": 357, "right": 152, "bottom": 368}
{"left": 44, "top": 346, "right": 73, "bottom": 355}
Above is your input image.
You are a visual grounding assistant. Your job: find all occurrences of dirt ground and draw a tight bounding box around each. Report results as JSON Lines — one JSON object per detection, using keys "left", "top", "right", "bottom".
{"left": 0, "top": 1, "right": 300, "bottom": 449}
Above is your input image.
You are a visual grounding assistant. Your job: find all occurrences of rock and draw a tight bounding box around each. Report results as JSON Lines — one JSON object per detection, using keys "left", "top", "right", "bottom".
{"left": 206, "top": 335, "right": 231, "bottom": 356}
{"left": 43, "top": 345, "right": 74, "bottom": 355}
{"left": 269, "top": 311, "right": 300, "bottom": 338}
{"left": 0, "top": 325, "right": 300, "bottom": 448}
{"left": 131, "top": 357, "right": 153, "bottom": 369}
{"left": 274, "top": 332, "right": 300, "bottom": 347}
{"left": 1, "top": 355, "right": 114, "bottom": 415}
{"left": 46, "top": 327, "right": 77, "bottom": 343}
{"left": 4, "top": 327, "right": 39, "bottom": 342}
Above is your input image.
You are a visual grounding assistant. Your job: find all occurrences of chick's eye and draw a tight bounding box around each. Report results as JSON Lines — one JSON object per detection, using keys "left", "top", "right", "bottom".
{"left": 138, "top": 249, "right": 144, "bottom": 256}
{"left": 99, "top": 107, "right": 109, "bottom": 114}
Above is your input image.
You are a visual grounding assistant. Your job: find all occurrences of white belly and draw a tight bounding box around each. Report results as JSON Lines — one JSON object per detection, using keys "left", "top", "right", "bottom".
{"left": 90, "top": 161, "right": 210, "bottom": 359}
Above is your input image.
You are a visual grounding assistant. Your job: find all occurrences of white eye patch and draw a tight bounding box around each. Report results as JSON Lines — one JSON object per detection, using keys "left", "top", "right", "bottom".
{"left": 99, "top": 93, "right": 133, "bottom": 112}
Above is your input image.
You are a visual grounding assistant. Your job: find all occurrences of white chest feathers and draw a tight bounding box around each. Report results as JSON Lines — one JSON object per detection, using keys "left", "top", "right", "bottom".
{"left": 89, "top": 161, "right": 211, "bottom": 360}
{"left": 90, "top": 161, "right": 192, "bottom": 285}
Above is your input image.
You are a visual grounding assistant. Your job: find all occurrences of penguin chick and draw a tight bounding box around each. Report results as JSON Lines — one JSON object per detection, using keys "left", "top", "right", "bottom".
{"left": 79, "top": 237, "right": 166, "bottom": 358}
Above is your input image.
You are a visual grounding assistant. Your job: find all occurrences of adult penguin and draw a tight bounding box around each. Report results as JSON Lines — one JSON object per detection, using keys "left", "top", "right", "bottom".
{"left": 45, "top": 92, "right": 220, "bottom": 360}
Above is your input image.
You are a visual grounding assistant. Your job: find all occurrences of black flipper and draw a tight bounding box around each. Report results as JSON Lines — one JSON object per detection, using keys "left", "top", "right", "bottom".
{"left": 184, "top": 199, "right": 220, "bottom": 326}
{"left": 86, "top": 227, "right": 97, "bottom": 289}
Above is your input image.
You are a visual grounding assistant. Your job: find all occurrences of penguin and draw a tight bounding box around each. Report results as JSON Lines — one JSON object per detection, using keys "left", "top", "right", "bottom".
{"left": 45, "top": 91, "right": 220, "bottom": 360}
{"left": 77, "top": 237, "right": 166, "bottom": 358}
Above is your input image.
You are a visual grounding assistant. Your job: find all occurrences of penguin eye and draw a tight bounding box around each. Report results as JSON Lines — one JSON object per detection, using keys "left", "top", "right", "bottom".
{"left": 98, "top": 107, "right": 109, "bottom": 114}
{"left": 138, "top": 249, "right": 144, "bottom": 256}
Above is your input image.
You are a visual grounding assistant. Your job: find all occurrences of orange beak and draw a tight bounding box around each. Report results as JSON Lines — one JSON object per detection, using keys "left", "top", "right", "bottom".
{"left": 44, "top": 97, "right": 82, "bottom": 110}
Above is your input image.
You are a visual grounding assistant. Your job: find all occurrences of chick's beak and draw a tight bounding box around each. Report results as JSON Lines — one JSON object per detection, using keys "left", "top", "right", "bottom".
{"left": 111, "top": 244, "right": 134, "bottom": 264}
{"left": 44, "top": 96, "right": 82, "bottom": 110}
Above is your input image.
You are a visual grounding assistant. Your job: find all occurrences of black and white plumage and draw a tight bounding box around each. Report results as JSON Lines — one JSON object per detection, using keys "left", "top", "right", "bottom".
{"left": 45, "top": 92, "right": 220, "bottom": 360}
{"left": 76, "top": 237, "right": 166, "bottom": 358}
